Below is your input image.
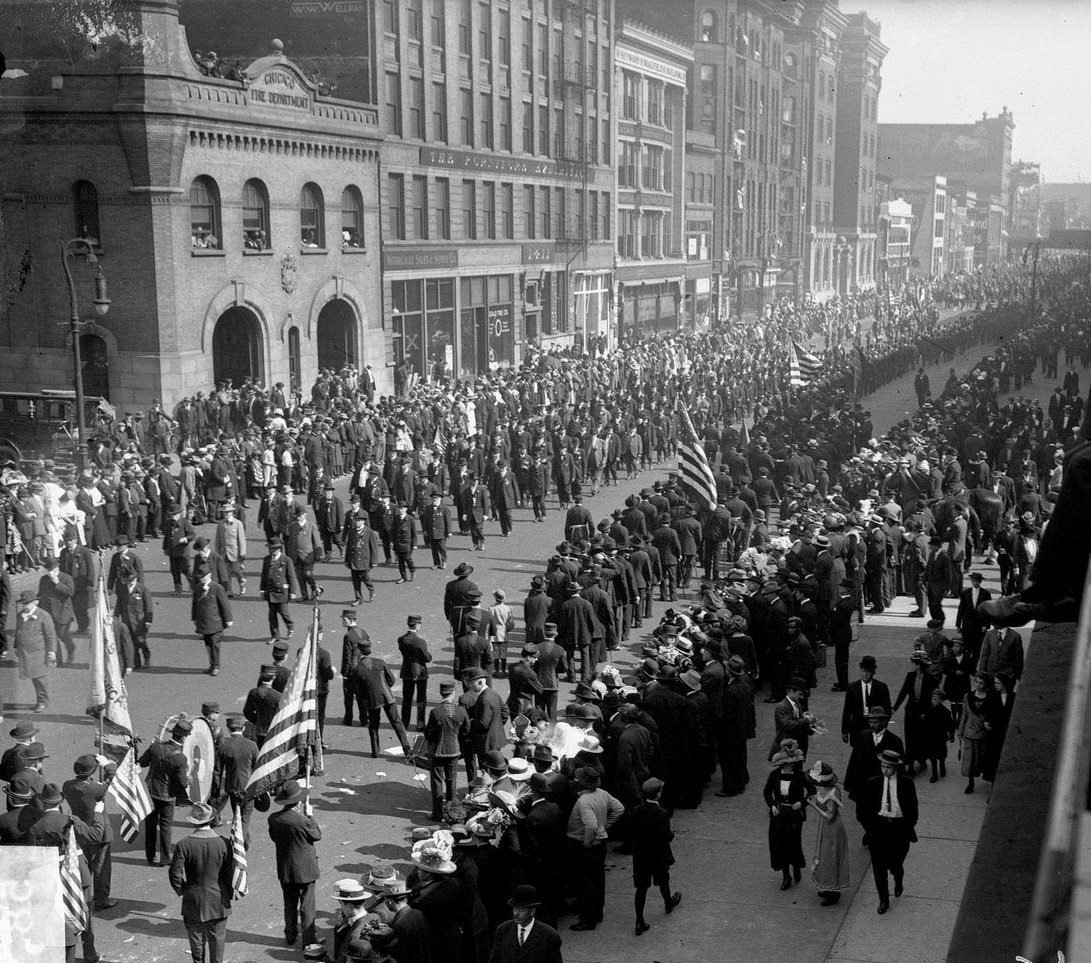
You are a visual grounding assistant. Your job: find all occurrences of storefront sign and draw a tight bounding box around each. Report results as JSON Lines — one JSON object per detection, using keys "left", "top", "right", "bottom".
{"left": 615, "top": 46, "right": 688, "bottom": 86}
{"left": 383, "top": 248, "right": 460, "bottom": 271}
{"left": 521, "top": 243, "right": 558, "bottom": 264}
{"left": 291, "top": 0, "right": 367, "bottom": 12}
{"left": 489, "top": 305, "right": 513, "bottom": 337}
{"left": 249, "top": 67, "right": 312, "bottom": 110}
{"left": 419, "top": 147, "right": 586, "bottom": 181}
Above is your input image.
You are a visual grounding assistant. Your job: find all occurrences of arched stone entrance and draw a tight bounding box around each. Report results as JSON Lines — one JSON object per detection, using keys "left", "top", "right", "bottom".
{"left": 316, "top": 298, "right": 358, "bottom": 372}
{"left": 79, "top": 333, "right": 110, "bottom": 400}
{"left": 212, "top": 306, "right": 264, "bottom": 386}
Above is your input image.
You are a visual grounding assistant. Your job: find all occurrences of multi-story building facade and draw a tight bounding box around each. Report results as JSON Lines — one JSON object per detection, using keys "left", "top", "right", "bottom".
{"left": 614, "top": 20, "right": 691, "bottom": 338}
{"left": 880, "top": 109, "right": 1014, "bottom": 263}
{"left": 878, "top": 194, "right": 912, "bottom": 290}
{"left": 793, "top": 0, "right": 846, "bottom": 302}
{"left": 684, "top": 127, "right": 718, "bottom": 328}
{"left": 0, "top": 0, "right": 385, "bottom": 406}
{"left": 831, "top": 12, "right": 885, "bottom": 294}
{"left": 891, "top": 176, "right": 946, "bottom": 277}
{"left": 945, "top": 187, "right": 977, "bottom": 274}
{"left": 1008, "top": 160, "right": 1042, "bottom": 251}
{"left": 378, "top": 0, "right": 616, "bottom": 377}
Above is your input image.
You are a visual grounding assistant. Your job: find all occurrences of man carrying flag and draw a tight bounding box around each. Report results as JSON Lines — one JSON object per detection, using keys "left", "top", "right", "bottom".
{"left": 169, "top": 801, "right": 235, "bottom": 963}
{"left": 789, "top": 340, "right": 823, "bottom": 387}
{"left": 674, "top": 400, "right": 717, "bottom": 511}
{"left": 87, "top": 571, "right": 137, "bottom": 766}
{"left": 28, "top": 782, "right": 107, "bottom": 963}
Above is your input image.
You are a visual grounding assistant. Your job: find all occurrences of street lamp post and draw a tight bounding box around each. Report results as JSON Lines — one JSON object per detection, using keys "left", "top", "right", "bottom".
{"left": 61, "top": 238, "right": 111, "bottom": 470}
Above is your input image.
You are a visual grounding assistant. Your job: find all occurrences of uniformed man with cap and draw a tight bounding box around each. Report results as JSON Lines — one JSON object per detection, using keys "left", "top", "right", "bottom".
{"left": 397, "top": 615, "right": 432, "bottom": 730}
{"left": 340, "top": 610, "right": 369, "bottom": 726}
{"left": 391, "top": 500, "right": 419, "bottom": 583}
{"left": 139, "top": 719, "right": 191, "bottom": 865}
{"left": 423, "top": 679, "right": 469, "bottom": 821}
{"left": 270, "top": 640, "right": 292, "bottom": 692}
{"left": 63, "top": 752, "right": 116, "bottom": 909}
{"left": 261, "top": 536, "right": 300, "bottom": 645}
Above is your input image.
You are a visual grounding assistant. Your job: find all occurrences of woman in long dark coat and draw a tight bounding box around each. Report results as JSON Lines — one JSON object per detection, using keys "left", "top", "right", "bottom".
{"left": 891, "top": 652, "right": 939, "bottom": 772}
{"left": 762, "top": 742, "right": 811, "bottom": 890}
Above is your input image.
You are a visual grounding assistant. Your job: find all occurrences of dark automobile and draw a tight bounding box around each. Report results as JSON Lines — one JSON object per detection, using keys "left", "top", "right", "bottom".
{"left": 0, "top": 389, "right": 114, "bottom": 469}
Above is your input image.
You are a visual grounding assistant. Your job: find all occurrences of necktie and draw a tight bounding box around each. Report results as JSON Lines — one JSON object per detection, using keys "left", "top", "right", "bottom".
{"left": 884, "top": 777, "right": 892, "bottom": 815}
{"left": 519, "top": 926, "right": 526, "bottom": 946}
{"left": 862, "top": 683, "right": 869, "bottom": 712}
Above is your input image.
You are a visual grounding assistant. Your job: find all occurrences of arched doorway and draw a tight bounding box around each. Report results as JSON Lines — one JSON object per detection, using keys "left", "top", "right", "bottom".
{"left": 316, "top": 299, "right": 358, "bottom": 373}
{"left": 79, "top": 333, "right": 110, "bottom": 400}
{"left": 212, "top": 306, "right": 264, "bottom": 386}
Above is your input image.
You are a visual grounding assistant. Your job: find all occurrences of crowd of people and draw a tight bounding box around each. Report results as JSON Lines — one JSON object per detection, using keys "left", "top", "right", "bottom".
{"left": 1, "top": 254, "right": 1089, "bottom": 963}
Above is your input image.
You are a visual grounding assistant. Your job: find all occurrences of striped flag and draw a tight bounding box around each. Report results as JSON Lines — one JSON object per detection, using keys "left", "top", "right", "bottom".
{"left": 230, "top": 805, "right": 248, "bottom": 899}
{"left": 675, "top": 401, "right": 717, "bottom": 510}
{"left": 86, "top": 572, "right": 135, "bottom": 765}
{"left": 61, "top": 823, "right": 88, "bottom": 934}
{"left": 432, "top": 424, "right": 446, "bottom": 459}
{"left": 107, "top": 747, "right": 153, "bottom": 842}
{"left": 789, "top": 340, "right": 823, "bottom": 387}
{"left": 244, "top": 608, "right": 319, "bottom": 800}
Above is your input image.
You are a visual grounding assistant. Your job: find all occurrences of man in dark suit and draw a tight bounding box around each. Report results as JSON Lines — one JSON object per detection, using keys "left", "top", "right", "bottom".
{"left": 169, "top": 801, "right": 234, "bottom": 963}
{"left": 115, "top": 572, "right": 154, "bottom": 669}
{"left": 350, "top": 639, "right": 412, "bottom": 758}
{"left": 316, "top": 480, "right": 346, "bottom": 558}
{"left": 770, "top": 678, "right": 815, "bottom": 759}
{"left": 243, "top": 666, "right": 282, "bottom": 748}
{"left": 164, "top": 505, "right": 195, "bottom": 594}
{"left": 955, "top": 572, "right": 992, "bottom": 662}
{"left": 106, "top": 534, "right": 145, "bottom": 594}
{"left": 214, "top": 715, "right": 258, "bottom": 848}
{"left": 489, "top": 884, "right": 563, "bottom": 963}
{"left": 672, "top": 506, "right": 702, "bottom": 591}
{"left": 381, "top": 874, "right": 433, "bottom": 963}
{"left": 139, "top": 719, "right": 190, "bottom": 866}
{"left": 191, "top": 570, "right": 233, "bottom": 676}
{"left": 267, "top": 779, "right": 322, "bottom": 947}
{"left": 391, "top": 501, "right": 419, "bottom": 584}
{"left": 460, "top": 474, "right": 491, "bottom": 551}
{"left": 29, "top": 782, "right": 108, "bottom": 963}
{"left": 533, "top": 623, "right": 567, "bottom": 721}
{"left": 423, "top": 680, "right": 470, "bottom": 821}
{"left": 840, "top": 656, "right": 893, "bottom": 743}
{"left": 260, "top": 537, "right": 300, "bottom": 645}
{"left": 63, "top": 752, "right": 116, "bottom": 909}
{"left": 421, "top": 491, "right": 452, "bottom": 569}
{"left": 844, "top": 707, "right": 905, "bottom": 803}
{"left": 464, "top": 667, "right": 509, "bottom": 778}
{"left": 0, "top": 720, "right": 39, "bottom": 783}
{"left": 651, "top": 516, "right": 681, "bottom": 601}
{"left": 444, "top": 562, "right": 480, "bottom": 640}
{"left": 859, "top": 750, "right": 919, "bottom": 914}
{"left": 331, "top": 879, "right": 374, "bottom": 962}
{"left": 340, "top": 610, "right": 368, "bottom": 725}
{"left": 397, "top": 615, "right": 432, "bottom": 730}
{"left": 59, "top": 533, "right": 98, "bottom": 634}
{"left": 507, "top": 645, "right": 544, "bottom": 718}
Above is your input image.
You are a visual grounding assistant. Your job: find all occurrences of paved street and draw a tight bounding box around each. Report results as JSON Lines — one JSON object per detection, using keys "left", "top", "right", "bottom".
{"left": 0, "top": 330, "right": 1057, "bottom": 963}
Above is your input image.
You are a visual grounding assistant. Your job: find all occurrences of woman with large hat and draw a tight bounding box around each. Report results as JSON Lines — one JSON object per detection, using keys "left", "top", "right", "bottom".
{"left": 406, "top": 831, "right": 463, "bottom": 963}
{"left": 806, "top": 761, "right": 850, "bottom": 905}
{"left": 762, "top": 741, "right": 810, "bottom": 890}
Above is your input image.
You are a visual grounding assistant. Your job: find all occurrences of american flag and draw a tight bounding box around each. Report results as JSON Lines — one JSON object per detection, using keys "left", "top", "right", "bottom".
{"left": 107, "top": 747, "right": 153, "bottom": 842}
{"left": 675, "top": 401, "right": 717, "bottom": 510}
{"left": 789, "top": 340, "right": 823, "bottom": 387}
{"left": 230, "top": 805, "right": 248, "bottom": 899}
{"left": 432, "top": 424, "right": 446, "bottom": 459}
{"left": 61, "top": 823, "right": 88, "bottom": 934}
{"left": 244, "top": 608, "right": 319, "bottom": 800}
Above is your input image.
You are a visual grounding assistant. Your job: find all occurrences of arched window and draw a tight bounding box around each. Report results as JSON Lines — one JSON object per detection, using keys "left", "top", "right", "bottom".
{"left": 300, "top": 182, "right": 325, "bottom": 248}
{"left": 73, "top": 180, "right": 101, "bottom": 244}
{"left": 699, "top": 10, "right": 718, "bottom": 42}
{"left": 242, "top": 179, "right": 270, "bottom": 250}
{"left": 190, "top": 176, "right": 221, "bottom": 249}
{"left": 341, "top": 186, "right": 365, "bottom": 249}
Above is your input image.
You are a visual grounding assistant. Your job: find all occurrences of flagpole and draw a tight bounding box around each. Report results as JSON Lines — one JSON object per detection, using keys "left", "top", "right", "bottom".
{"left": 305, "top": 589, "right": 322, "bottom": 811}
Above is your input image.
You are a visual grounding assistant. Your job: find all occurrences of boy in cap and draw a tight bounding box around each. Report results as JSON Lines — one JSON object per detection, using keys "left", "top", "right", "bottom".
{"left": 631, "top": 776, "right": 682, "bottom": 935}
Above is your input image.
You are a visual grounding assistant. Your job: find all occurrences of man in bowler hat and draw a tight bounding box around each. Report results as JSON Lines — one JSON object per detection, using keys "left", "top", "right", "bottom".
{"left": 267, "top": 779, "right": 322, "bottom": 947}
{"left": 489, "top": 884, "right": 563, "bottom": 963}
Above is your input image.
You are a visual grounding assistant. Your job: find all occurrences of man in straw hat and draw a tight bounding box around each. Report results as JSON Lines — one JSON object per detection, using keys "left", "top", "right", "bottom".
{"left": 490, "top": 884, "right": 563, "bottom": 963}
{"left": 858, "top": 750, "right": 918, "bottom": 915}
{"left": 168, "top": 801, "right": 235, "bottom": 963}
{"left": 330, "top": 878, "right": 374, "bottom": 962}
{"left": 267, "top": 779, "right": 322, "bottom": 947}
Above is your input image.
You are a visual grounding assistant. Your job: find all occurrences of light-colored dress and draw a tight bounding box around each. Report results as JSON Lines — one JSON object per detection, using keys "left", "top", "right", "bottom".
{"left": 811, "top": 788, "right": 851, "bottom": 892}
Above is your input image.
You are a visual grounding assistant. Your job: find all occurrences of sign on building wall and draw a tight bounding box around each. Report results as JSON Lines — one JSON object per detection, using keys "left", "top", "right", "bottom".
{"left": 614, "top": 47, "right": 688, "bottom": 86}
{"left": 291, "top": 0, "right": 368, "bottom": 12}
{"left": 383, "top": 248, "right": 460, "bottom": 271}
{"left": 418, "top": 148, "right": 587, "bottom": 182}
{"left": 249, "top": 67, "right": 312, "bottom": 110}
